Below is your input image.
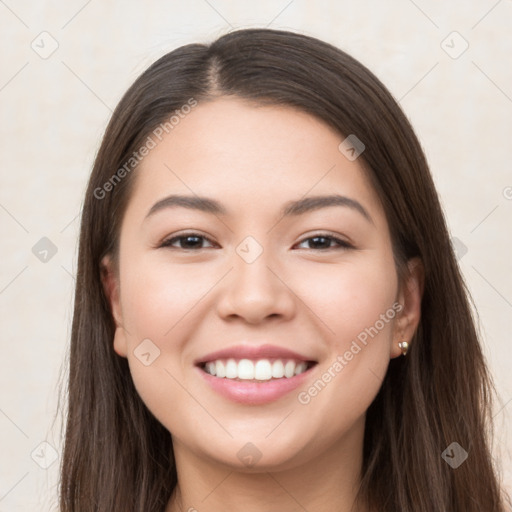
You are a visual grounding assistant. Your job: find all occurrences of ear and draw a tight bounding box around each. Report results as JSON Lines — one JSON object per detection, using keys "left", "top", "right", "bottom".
{"left": 390, "top": 257, "right": 424, "bottom": 358}
{"left": 100, "top": 254, "right": 128, "bottom": 358}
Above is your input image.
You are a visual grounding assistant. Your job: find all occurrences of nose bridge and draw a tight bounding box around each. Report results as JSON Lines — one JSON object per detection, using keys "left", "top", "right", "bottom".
{"left": 233, "top": 234, "right": 280, "bottom": 297}
{"left": 216, "top": 234, "right": 294, "bottom": 322}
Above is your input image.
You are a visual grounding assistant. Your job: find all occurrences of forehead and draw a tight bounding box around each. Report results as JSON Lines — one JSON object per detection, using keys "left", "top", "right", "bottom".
{"left": 126, "top": 96, "right": 387, "bottom": 229}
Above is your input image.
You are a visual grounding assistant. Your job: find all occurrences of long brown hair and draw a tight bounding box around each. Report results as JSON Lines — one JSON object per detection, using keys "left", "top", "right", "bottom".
{"left": 58, "top": 27, "right": 511, "bottom": 511}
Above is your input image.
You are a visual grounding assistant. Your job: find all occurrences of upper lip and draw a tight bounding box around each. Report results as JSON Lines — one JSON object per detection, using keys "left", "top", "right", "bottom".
{"left": 194, "top": 344, "right": 317, "bottom": 365}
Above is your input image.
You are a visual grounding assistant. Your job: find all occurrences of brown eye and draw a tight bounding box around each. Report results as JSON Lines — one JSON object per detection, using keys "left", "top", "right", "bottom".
{"left": 160, "top": 233, "right": 215, "bottom": 250}
{"left": 295, "top": 234, "right": 353, "bottom": 250}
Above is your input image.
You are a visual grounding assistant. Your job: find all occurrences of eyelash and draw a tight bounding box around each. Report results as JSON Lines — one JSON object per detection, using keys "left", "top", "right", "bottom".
{"left": 159, "top": 232, "right": 354, "bottom": 251}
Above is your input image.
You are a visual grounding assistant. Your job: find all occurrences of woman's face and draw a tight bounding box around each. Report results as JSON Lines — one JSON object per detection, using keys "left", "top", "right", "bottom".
{"left": 103, "top": 96, "right": 422, "bottom": 471}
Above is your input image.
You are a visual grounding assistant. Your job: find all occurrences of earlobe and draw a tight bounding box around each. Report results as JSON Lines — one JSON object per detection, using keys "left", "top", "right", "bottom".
{"left": 392, "top": 257, "right": 425, "bottom": 358}
{"left": 112, "top": 327, "right": 128, "bottom": 358}
{"left": 100, "top": 254, "right": 128, "bottom": 358}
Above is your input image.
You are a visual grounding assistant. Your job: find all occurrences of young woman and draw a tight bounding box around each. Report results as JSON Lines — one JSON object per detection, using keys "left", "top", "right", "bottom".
{"left": 58, "top": 28, "right": 511, "bottom": 511}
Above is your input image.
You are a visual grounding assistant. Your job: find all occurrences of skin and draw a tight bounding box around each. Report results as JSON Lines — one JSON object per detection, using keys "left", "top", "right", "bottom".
{"left": 101, "top": 97, "right": 424, "bottom": 512}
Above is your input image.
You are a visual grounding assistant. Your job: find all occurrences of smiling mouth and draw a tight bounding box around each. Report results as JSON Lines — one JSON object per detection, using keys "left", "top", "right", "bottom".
{"left": 198, "top": 358, "right": 318, "bottom": 382}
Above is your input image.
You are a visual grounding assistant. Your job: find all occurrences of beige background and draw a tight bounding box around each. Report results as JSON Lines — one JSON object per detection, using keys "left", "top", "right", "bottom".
{"left": 0, "top": 1, "right": 511, "bottom": 510}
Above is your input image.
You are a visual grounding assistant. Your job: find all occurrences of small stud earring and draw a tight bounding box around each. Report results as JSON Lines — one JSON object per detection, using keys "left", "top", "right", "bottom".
{"left": 398, "top": 341, "right": 409, "bottom": 357}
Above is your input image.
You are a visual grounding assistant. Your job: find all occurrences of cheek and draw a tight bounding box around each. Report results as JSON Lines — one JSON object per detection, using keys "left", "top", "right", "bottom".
{"left": 302, "top": 280, "right": 396, "bottom": 417}
{"left": 297, "top": 255, "right": 398, "bottom": 347}
{"left": 292, "top": 255, "right": 398, "bottom": 421}
{"left": 120, "top": 258, "right": 212, "bottom": 340}
{"left": 117, "top": 259, "right": 209, "bottom": 433}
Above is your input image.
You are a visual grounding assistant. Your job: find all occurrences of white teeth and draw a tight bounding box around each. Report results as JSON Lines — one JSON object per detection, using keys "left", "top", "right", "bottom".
{"left": 271, "top": 360, "right": 284, "bottom": 378}
{"left": 215, "top": 360, "right": 226, "bottom": 378}
{"left": 238, "top": 359, "right": 254, "bottom": 379}
{"left": 294, "top": 362, "right": 307, "bottom": 375}
{"left": 284, "top": 360, "right": 295, "bottom": 378}
{"left": 254, "top": 360, "right": 272, "bottom": 380}
{"left": 225, "top": 358, "right": 238, "bottom": 379}
{"left": 203, "top": 358, "right": 312, "bottom": 380}
{"left": 206, "top": 361, "right": 216, "bottom": 376}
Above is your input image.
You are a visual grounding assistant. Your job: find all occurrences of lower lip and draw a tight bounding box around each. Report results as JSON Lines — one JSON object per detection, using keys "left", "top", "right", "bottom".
{"left": 196, "top": 365, "right": 316, "bottom": 405}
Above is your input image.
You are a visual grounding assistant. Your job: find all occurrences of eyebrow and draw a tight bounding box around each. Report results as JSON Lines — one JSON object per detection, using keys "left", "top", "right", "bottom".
{"left": 145, "top": 193, "right": 374, "bottom": 225}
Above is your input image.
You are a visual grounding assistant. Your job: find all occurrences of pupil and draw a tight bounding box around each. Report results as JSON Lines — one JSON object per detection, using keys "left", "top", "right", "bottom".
{"left": 311, "top": 236, "right": 328, "bottom": 248}
{"left": 184, "top": 236, "right": 202, "bottom": 248}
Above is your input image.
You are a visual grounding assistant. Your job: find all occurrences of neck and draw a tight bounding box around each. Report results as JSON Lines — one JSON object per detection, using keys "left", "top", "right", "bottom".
{"left": 165, "top": 415, "right": 368, "bottom": 512}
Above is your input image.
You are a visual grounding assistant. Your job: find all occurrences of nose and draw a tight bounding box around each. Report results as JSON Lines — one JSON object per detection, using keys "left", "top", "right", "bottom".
{"left": 216, "top": 245, "right": 296, "bottom": 324}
